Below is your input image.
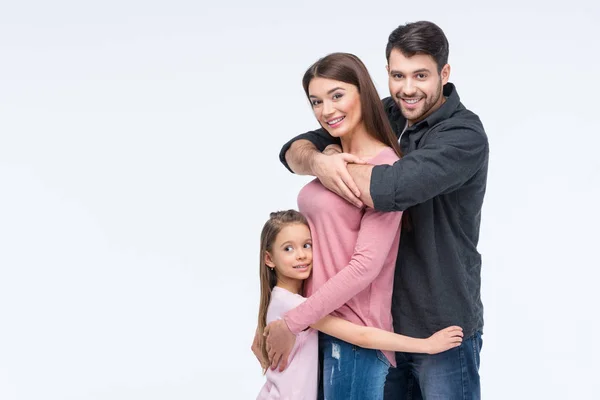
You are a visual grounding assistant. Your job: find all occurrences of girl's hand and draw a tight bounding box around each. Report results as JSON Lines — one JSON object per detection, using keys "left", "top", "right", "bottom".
{"left": 425, "top": 326, "right": 464, "bottom": 354}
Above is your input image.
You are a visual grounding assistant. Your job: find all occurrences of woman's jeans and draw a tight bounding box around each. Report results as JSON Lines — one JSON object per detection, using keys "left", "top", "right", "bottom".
{"left": 318, "top": 333, "right": 390, "bottom": 400}
{"left": 384, "top": 331, "right": 483, "bottom": 400}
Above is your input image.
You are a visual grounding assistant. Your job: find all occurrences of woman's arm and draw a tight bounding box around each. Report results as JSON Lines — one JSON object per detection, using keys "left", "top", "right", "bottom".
{"left": 311, "top": 315, "right": 463, "bottom": 355}
{"left": 283, "top": 207, "right": 403, "bottom": 334}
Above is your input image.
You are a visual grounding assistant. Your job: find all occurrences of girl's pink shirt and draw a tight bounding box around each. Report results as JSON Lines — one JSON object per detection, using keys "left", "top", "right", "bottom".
{"left": 257, "top": 287, "right": 318, "bottom": 400}
{"left": 284, "top": 147, "right": 402, "bottom": 366}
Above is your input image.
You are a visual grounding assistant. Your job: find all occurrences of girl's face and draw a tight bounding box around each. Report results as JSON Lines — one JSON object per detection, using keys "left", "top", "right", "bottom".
{"left": 265, "top": 223, "right": 313, "bottom": 283}
{"left": 308, "top": 77, "right": 363, "bottom": 138}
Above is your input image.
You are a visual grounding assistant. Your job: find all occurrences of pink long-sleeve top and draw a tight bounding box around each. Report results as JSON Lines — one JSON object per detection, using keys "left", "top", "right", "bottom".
{"left": 283, "top": 147, "right": 403, "bottom": 365}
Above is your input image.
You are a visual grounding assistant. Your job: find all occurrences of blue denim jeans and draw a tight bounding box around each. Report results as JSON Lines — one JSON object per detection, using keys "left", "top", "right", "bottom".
{"left": 384, "top": 331, "right": 483, "bottom": 400}
{"left": 317, "top": 333, "right": 390, "bottom": 400}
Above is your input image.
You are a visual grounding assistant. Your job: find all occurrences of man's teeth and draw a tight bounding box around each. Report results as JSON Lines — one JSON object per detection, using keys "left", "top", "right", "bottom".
{"left": 327, "top": 117, "right": 344, "bottom": 125}
{"left": 404, "top": 99, "right": 420, "bottom": 104}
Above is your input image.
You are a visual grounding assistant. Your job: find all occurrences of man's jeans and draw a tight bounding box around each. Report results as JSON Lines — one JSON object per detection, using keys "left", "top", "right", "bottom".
{"left": 384, "top": 331, "right": 483, "bottom": 400}
{"left": 318, "top": 333, "right": 390, "bottom": 400}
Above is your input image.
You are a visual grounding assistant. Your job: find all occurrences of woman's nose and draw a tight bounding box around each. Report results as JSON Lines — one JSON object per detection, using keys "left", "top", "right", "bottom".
{"left": 322, "top": 100, "right": 334, "bottom": 116}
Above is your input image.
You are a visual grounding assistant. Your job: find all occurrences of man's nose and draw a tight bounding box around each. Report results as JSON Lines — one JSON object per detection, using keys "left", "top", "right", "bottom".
{"left": 403, "top": 79, "right": 417, "bottom": 96}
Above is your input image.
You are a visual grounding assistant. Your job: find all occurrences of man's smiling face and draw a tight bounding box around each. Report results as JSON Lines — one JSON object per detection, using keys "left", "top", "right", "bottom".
{"left": 387, "top": 48, "right": 450, "bottom": 125}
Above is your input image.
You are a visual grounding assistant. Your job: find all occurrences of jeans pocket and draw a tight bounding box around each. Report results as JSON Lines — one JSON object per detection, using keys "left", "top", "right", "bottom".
{"left": 376, "top": 350, "right": 391, "bottom": 368}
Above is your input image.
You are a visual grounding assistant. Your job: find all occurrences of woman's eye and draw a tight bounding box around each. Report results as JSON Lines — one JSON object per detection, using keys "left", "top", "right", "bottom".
{"left": 333, "top": 93, "right": 343, "bottom": 100}
{"left": 311, "top": 99, "right": 321, "bottom": 106}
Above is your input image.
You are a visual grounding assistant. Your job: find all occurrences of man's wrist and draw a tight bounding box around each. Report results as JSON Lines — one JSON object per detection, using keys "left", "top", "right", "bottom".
{"left": 308, "top": 151, "right": 324, "bottom": 177}
{"left": 323, "top": 144, "right": 342, "bottom": 156}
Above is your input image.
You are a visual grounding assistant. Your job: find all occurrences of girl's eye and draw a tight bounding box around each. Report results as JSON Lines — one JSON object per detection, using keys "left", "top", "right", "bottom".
{"left": 304, "top": 243, "right": 312, "bottom": 249}
{"left": 284, "top": 246, "right": 293, "bottom": 252}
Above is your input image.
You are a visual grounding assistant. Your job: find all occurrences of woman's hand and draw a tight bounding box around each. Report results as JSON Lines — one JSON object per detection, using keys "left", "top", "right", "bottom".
{"left": 425, "top": 326, "right": 464, "bottom": 354}
{"left": 251, "top": 327, "right": 268, "bottom": 370}
{"left": 264, "top": 319, "right": 296, "bottom": 372}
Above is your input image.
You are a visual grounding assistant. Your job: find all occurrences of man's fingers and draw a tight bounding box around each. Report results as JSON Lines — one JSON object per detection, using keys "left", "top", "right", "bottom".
{"left": 339, "top": 169, "right": 362, "bottom": 199}
{"left": 334, "top": 182, "right": 362, "bottom": 207}
{"left": 340, "top": 153, "right": 367, "bottom": 165}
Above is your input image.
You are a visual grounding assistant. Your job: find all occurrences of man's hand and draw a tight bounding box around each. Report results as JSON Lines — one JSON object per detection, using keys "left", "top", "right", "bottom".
{"left": 311, "top": 151, "right": 367, "bottom": 208}
{"left": 264, "top": 319, "right": 296, "bottom": 372}
{"left": 251, "top": 327, "right": 267, "bottom": 369}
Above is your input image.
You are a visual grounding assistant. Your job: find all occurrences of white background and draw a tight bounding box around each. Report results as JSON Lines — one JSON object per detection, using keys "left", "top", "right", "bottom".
{"left": 1, "top": 1, "right": 599, "bottom": 399}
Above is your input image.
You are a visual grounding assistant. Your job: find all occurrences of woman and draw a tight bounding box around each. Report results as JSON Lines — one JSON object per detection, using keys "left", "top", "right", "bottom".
{"left": 260, "top": 53, "right": 455, "bottom": 399}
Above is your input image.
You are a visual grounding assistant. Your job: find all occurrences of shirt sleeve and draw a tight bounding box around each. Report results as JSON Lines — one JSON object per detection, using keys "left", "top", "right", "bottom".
{"left": 370, "top": 124, "right": 489, "bottom": 212}
{"left": 278, "top": 128, "right": 341, "bottom": 173}
{"left": 283, "top": 208, "right": 403, "bottom": 334}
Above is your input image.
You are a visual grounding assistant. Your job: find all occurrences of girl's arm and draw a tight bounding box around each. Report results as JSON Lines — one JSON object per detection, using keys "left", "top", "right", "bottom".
{"left": 311, "top": 316, "right": 463, "bottom": 355}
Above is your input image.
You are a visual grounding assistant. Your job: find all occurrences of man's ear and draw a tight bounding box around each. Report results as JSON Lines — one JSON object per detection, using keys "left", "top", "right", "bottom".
{"left": 441, "top": 63, "right": 451, "bottom": 85}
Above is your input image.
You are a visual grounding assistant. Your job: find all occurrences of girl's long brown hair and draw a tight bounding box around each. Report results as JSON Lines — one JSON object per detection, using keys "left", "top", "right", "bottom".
{"left": 257, "top": 210, "right": 309, "bottom": 371}
{"left": 302, "top": 52, "right": 402, "bottom": 157}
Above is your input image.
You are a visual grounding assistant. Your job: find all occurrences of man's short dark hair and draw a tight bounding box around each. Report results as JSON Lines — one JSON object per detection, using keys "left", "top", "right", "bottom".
{"left": 386, "top": 21, "right": 449, "bottom": 72}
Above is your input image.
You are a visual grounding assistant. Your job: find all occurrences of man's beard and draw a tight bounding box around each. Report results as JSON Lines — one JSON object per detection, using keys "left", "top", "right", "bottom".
{"left": 398, "top": 79, "right": 443, "bottom": 122}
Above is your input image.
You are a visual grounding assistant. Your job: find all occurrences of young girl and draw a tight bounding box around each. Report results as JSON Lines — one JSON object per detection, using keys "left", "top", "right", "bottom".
{"left": 256, "top": 210, "right": 463, "bottom": 400}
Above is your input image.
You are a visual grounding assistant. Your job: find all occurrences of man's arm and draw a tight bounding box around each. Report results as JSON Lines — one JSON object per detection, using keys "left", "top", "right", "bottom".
{"left": 279, "top": 128, "right": 339, "bottom": 173}
{"left": 280, "top": 129, "right": 368, "bottom": 207}
{"left": 347, "top": 125, "right": 489, "bottom": 212}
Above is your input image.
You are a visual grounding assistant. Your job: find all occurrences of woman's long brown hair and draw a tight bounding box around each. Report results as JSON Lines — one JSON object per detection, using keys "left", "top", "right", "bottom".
{"left": 257, "top": 210, "right": 309, "bottom": 372}
{"left": 302, "top": 52, "right": 410, "bottom": 229}
{"left": 302, "top": 52, "right": 402, "bottom": 157}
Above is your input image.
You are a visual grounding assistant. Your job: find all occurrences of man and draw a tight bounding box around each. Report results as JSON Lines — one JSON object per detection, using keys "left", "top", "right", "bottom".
{"left": 260, "top": 21, "right": 489, "bottom": 399}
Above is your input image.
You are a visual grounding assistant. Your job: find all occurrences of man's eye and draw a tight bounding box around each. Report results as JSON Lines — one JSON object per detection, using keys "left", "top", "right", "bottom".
{"left": 393, "top": 74, "right": 403, "bottom": 79}
{"left": 417, "top": 73, "right": 427, "bottom": 79}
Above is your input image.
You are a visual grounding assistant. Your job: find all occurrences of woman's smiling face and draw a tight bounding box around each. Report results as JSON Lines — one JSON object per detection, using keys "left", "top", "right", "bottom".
{"left": 308, "top": 77, "right": 363, "bottom": 138}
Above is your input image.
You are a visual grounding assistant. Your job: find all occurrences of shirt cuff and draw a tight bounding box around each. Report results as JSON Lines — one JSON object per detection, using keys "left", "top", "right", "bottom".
{"left": 283, "top": 311, "right": 305, "bottom": 335}
{"left": 370, "top": 164, "right": 395, "bottom": 212}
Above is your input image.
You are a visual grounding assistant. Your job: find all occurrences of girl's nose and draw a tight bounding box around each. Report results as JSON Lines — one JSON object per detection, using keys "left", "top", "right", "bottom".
{"left": 297, "top": 248, "right": 307, "bottom": 259}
